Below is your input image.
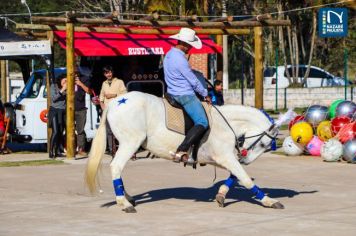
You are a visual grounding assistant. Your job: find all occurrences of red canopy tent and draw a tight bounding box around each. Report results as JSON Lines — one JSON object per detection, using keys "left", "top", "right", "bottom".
{"left": 54, "top": 29, "right": 222, "bottom": 56}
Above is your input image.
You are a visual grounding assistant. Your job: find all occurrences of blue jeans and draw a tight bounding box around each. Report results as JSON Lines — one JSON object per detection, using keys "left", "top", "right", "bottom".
{"left": 172, "top": 94, "right": 208, "bottom": 129}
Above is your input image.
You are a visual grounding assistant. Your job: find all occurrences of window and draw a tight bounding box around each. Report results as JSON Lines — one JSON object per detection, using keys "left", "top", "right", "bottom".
{"left": 264, "top": 67, "right": 276, "bottom": 77}
{"left": 26, "top": 72, "right": 44, "bottom": 98}
{"left": 309, "top": 68, "right": 328, "bottom": 78}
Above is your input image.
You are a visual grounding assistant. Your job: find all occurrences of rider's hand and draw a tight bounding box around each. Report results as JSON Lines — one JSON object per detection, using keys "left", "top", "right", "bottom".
{"left": 204, "top": 96, "right": 212, "bottom": 104}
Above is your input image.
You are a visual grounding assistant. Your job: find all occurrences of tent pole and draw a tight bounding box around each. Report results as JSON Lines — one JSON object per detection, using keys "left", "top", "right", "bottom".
{"left": 0, "top": 61, "right": 6, "bottom": 103}
{"left": 65, "top": 19, "right": 75, "bottom": 159}
{"left": 254, "top": 27, "right": 263, "bottom": 109}
{"left": 46, "top": 30, "right": 54, "bottom": 154}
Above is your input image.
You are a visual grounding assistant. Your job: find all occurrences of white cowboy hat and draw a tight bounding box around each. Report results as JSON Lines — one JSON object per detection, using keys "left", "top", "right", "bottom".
{"left": 169, "top": 27, "right": 202, "bottom": 49}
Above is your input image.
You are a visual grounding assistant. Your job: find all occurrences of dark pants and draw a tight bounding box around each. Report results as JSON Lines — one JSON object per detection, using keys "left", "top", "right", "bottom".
{"left": 48, "top": 107, "right": 65, "bottom": 157}
{"left": 75, "top": 109, "right": 87, "bottom": 150}
{"left": 106, "top": 121, "right": 116, "bottom": 155}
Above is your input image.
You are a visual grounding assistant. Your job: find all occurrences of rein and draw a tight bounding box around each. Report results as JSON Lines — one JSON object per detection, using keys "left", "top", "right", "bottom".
{"left": 211, "top": 104, "right": 276, "bottom": 159}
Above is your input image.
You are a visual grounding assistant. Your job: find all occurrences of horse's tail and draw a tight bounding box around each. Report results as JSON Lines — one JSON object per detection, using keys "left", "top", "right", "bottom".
{"left": 85, "top": 107, "right": 108, "bottom": 194}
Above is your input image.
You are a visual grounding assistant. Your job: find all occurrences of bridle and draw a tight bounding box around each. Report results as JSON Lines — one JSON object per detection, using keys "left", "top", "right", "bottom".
{"left": 235, "top": 125, "right": 277, "bottom": 157}
{"left": 212, "top": 104, "right": 278, "bottom": 160}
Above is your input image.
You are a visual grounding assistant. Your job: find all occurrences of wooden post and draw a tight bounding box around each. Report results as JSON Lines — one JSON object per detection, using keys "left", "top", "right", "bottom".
{"left": 254, "top": 27, "right": 263, "bottom": 109}
{"left": 216, "top": 35, "right": 223, "bottom": 82}
{"left": 46, "top": 30, "right": 54, "bottom": 154}
{"left": 66, "top": 21, "right": 75, "bottom": 159}
{"left": 0, "top": 60, "right": 6, "bottom": 103}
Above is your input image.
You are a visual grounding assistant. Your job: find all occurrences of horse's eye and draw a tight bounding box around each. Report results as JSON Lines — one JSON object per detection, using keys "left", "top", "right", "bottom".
{"left": 260, "top": 143, "right": 266, "bottom": 148}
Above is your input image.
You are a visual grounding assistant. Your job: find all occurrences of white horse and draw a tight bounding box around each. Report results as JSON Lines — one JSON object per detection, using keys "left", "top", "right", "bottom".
{"left": 86, "top": 91, "right": 288, "bottom": 213}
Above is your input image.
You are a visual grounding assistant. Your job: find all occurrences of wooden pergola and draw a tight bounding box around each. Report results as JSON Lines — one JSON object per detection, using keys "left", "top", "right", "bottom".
{"left": 15, "top": 12, "right": 291, "bottom": 158}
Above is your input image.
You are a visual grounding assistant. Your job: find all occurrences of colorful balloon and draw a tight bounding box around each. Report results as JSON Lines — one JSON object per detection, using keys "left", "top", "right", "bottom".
{"left": 290, "top": 121, "right": 314, "bottom": 145}
{"left": 331, "top": 116, "right": 351, "bottom": 135}
{"left": 288, "top": 115, "right": 305, "bottom": 130}
{"left": 321, "top": 138, "right": 343, "bottom": 162}
{"left": 329, "top": 99, "right": 344, "bottom": 119}
{"left": 283, "top": 136, "right": 304, "bottom": 156}
{"left": 336, "top": 122, "right": 356, "bottom": 144}
{"left": 305, "top": 105, "right": 328, "bottom": 127}
{"left": 336, "top": 101, "right": 356, "bottom": 118}
{"left": 317, "top": 120, "right": 333, "bottom": 141}
{"left": 306, "top": 136, "right": 324, "bottom": 156}
{"left": 342, "top": 139, "right": 356, "bottom": 163}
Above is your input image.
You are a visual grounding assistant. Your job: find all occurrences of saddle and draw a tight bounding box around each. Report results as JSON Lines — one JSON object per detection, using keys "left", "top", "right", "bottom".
{"left": 162, "top": 94, "right": 211, "bottom": 168}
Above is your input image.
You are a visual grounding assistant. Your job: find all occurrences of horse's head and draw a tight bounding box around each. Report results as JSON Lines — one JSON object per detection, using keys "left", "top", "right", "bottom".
{"left": 237, "top": 123, "right": 279, "bottom": 165}
{"left": 237, "top": 108, "right": 294, "bottom": 165}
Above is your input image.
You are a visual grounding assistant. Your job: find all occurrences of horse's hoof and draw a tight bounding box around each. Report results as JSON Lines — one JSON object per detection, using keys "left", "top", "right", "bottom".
{"left": 123, "top": 206, "right": 137, "bottom": 213}
{"left": 125, "top": 195, "right": 136, "bottom": 206}
{"left": 215, "top": 194, "right": 225, "bottom": 208}
{"left": 128, "top": 199, "right": 136, "bottom": 207}
{"left": 271, "top": 202, "right": 284, "bottom": 209}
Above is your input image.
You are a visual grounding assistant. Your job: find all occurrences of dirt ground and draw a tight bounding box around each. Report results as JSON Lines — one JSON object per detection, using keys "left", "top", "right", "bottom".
{"left": 0, "top": 152, "right": 355, "bottom": 236}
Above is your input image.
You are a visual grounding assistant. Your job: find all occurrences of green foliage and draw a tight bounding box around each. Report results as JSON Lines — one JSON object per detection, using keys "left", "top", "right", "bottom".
{"left": 0, "top": 159, "right": 64, "bottom": 167}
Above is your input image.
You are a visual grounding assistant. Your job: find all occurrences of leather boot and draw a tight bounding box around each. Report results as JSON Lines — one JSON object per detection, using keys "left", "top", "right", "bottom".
{"left": 49, "top": 143, "right": 56, "bottom": 159}
{"left": 177, "top": 125, "right": 207, "bottom": 153}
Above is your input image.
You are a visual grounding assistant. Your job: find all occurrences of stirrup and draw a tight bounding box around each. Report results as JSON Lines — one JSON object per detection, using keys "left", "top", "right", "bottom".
{"left": 170, "top": 151, "right": 189, "bottom": 163}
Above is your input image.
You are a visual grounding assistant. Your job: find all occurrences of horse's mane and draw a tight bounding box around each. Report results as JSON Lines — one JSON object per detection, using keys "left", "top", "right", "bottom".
{"left": 217, "top": 105, "right": 272, "bottom": 131}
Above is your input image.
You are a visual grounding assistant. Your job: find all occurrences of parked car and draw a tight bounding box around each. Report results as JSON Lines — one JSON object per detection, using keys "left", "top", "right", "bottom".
{"left": 263, "top": 65, "right": 348, "bottom": 89}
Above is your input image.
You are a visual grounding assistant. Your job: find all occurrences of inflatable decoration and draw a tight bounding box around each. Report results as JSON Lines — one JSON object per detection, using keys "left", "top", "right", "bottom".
{"left": 282, "top": 136, "right": 304, "bottom": 156}
{"left": 335, "top": 101, "right": 356, "bottom": 118}
{"left": 342, "top": 139, "right": 356, "bottom": 163}
{"left": 290, "top": 122, "right": 314, "bottom": 145}
{"left": 321, "top": 138, "right": 343, "bottom": 162}
{"left": 305, "top": 105, "right": 328, "bottom": 127}
{"left": 316, "top": 120, "right": 333, "bottom": 141}
{"left": 336, "top": 122, "right": 356, "bottom": 144}
{"left": 331, "top": 116, "right": 351, "bottom": 135}
{"left": 306, "top": 136, "right": 323, "bottom": 156}
{"left": 288, "top": 115, "right": 305, "bottom": 130}
{"left": 329, "top": 99, "right": 344, "bottom": 119}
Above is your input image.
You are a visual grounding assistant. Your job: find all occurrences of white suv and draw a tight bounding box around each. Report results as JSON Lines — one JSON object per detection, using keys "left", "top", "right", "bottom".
{"left": 263, "top": 65, "right": 346, "bottom": 89}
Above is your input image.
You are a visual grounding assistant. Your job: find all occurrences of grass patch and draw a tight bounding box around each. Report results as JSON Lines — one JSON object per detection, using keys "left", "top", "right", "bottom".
{"left": 265, "top": 107, "right": 307, "bottom": 115}
{"left": 276, "top": 138, "right": 285, "bottom": 147}
{"left": 0, "top": 159, "right": 65, "bottom": 167}
{"left": 279, "top": 124, "right": 288, "bottom": 131}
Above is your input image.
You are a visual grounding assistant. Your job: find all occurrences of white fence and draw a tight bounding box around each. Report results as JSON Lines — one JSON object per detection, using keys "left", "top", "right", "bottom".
{"left": 224, "top": 87, "right": 356, "bottom": 109}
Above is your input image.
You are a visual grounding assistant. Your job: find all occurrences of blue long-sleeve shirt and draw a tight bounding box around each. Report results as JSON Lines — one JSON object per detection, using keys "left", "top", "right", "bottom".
{"left": 163, "top": 47, "right": 208, "bottom": 97}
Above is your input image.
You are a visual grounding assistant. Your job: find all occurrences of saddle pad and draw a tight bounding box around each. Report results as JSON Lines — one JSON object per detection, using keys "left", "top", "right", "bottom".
{"left": 162, "top": 99, "right": 211, "bottom": 135}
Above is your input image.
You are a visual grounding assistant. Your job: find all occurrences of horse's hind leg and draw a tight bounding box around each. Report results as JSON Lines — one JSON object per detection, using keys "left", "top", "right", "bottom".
{"left": 110, "top": 136, "right": 145, "bottom": 213}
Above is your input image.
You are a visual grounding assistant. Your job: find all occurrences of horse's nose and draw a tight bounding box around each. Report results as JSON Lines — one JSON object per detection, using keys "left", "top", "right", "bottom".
{"left": 239, "top": 158, "right": 249, "bottom": 165}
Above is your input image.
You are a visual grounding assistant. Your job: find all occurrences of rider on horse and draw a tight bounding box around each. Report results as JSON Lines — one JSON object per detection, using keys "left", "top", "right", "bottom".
{"left": 163, "top": 27, "right": 212, "bottom": 163}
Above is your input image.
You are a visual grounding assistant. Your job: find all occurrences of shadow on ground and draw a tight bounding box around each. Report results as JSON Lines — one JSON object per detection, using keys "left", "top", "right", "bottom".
{"left": 101, "top": 180, "right": 317, "bottom": 208}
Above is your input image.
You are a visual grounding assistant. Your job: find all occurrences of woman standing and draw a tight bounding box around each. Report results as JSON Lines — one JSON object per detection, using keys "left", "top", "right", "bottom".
{"left": 48, "top": 74, "right": 67, "bottom": 158}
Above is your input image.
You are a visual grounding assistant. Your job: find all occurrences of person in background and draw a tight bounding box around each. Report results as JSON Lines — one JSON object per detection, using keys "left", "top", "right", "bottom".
{"left": 48, "top": 74, "right": 67, "bottom": 158}
{"left": 74, "top": 69, "right": 91, "bottom": 156}
{"left": 208, "top": 80, "right": 224, "bottom": 106}
{"left": 99, "top": 65, "right": 127, "bottom": 156}
{"left": 163, "top": 27, "right": 211, "bottom": 163}
{"left": 0, "top": 100, "right": 5, "bottom": 137}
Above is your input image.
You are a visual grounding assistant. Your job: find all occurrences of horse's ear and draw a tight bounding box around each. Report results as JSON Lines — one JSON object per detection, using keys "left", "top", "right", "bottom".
{"left": 275, "top": 108, "right": 296, "bottom": 127}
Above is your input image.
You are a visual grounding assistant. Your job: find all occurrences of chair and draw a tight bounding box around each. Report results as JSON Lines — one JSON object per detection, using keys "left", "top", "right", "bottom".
{"left": 0, "top": 116, "right": 11, "bottom": 154}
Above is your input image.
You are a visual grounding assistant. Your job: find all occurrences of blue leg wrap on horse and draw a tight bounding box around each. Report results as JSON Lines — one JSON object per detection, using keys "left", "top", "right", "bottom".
{"left": 113, "top": 178, "right": 125, "bottom": 196}
{"left": 250, "top": 185, "right": 265, "bottom": 200}
{"left": 224, "top": 174, "right": 237, "bottom": 188}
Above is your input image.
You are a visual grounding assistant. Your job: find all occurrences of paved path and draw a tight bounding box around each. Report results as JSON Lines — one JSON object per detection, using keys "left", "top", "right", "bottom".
{"left": 0, "top": 152, "right": 355, "bottom": 236}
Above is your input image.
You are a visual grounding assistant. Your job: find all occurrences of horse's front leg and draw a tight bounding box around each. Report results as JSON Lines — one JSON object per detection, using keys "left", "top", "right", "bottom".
{"left": 215, "top": 157, "right": 284, "bottom": 209}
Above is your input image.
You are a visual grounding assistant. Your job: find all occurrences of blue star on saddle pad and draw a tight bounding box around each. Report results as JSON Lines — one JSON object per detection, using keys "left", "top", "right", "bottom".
{"left": 118, "top": 98, "right": 127, "bottom": 106}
